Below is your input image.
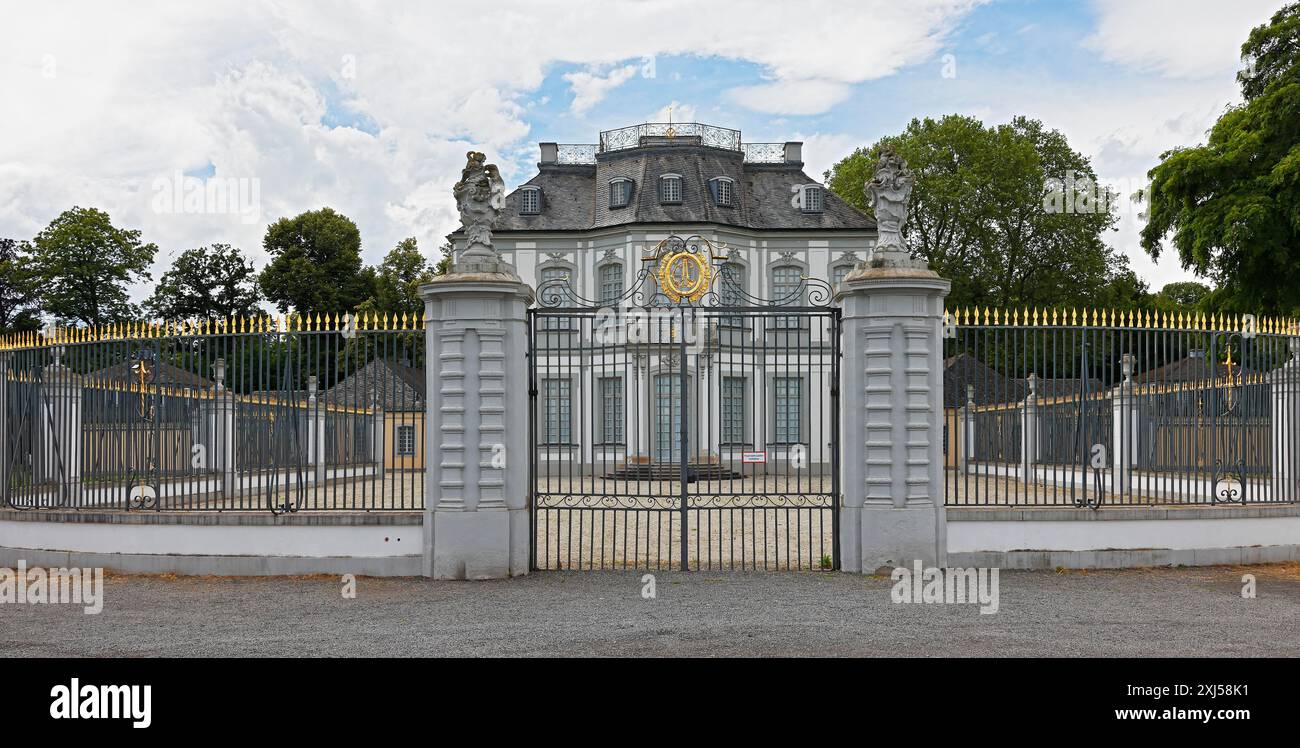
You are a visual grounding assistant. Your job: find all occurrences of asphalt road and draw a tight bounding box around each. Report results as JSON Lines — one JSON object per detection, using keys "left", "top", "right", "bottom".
{"left": 3, "top": 565, "right": 1298, "bottom": 657}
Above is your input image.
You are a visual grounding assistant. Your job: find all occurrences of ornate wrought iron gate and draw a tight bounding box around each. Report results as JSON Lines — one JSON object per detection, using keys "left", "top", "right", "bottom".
{"left": 529, "top": 236, "right": 840, "bottom": 570}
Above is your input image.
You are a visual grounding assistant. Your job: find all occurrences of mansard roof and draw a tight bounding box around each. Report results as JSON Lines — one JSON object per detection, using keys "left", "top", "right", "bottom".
{"left": 488, "top": 124, "right": 876, "bottom": 233}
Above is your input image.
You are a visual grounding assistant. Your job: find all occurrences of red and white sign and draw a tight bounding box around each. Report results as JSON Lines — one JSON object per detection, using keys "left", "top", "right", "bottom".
{"left": 741, "top": 451, "right": 767, "bottom": 464}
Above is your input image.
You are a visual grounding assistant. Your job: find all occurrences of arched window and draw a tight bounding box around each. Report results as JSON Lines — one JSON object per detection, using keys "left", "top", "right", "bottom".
{"left": 831, "top": 263, "right": 854, "bottom": 287}
{"left": 708, "top": 177, "right": 735, "bottom": 207}
{"left": 540, "top": 265, "right": 575, "bottom": 328}
{"left": 659, "top": 174, "right": 682, "bottom": 204}
{"left": 609, "top": 178, "right": 634, "bottom": 209}
{"left": 519, "top": 186, "right": 542, "bottom": 215}
{"left": 598, "top": 262, "right": 624, "bottom": 307}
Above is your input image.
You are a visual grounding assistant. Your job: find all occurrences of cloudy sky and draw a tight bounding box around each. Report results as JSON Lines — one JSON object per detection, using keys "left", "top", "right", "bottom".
{"left": 0, "top": 0, "right": 1284, "bottom": 304}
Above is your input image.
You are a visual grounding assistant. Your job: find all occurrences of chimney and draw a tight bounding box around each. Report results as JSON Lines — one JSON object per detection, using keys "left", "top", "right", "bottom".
{"left": 783, "top": 141, "right": 803, "bottom": 164}
{"left": 539, "top": 142, "right": 558, "bottom": 165}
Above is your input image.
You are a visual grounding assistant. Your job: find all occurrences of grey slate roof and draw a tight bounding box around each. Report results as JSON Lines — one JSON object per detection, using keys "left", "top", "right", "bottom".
{"left": 492, "top": 142, "right": 874, "bottom": 233}
{"left": 943, "top": 354, "right": 1103, "bottom": 407}
{"left": 323, "top": 358, "right": 425, "bottom": 411}
{"left": 1134, "top": 353, "right": 1258, "bottom": 384}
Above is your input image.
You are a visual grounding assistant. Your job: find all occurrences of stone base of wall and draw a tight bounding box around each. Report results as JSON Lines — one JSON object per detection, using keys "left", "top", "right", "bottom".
{"left": 948, "top": 504, "right": 1300, "bottom": 569}
{"left": 0, "top": 510, "right": 422, "bottom": 577}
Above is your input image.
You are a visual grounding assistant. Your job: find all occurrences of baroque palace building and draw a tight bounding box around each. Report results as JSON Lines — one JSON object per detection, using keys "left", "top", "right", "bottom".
{"left": 450, "top": 122, "right": 877, "bottom": 472}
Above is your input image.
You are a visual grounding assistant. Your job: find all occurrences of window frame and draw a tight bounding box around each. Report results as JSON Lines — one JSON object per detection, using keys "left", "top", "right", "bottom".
{"left": 720, "top": 375, "right": 750, "bottom": 447}
{"left": 395, "top": 424, "right": 417, "bottom": 456}
{"left": 538, "top": 262, "right": 577, "bottom": 328}
{"left": 659, "top": 173, "right": 683, "bottom": 204}
{"left": 709, "top": 176, "right": 735, "bottom": 207}
{"left": 770, "top": 263, "right": 805, "bottom": 328}
{"left": 595, "top": 375, "right": 625, "bottom": 446}
{"left": 830, "top": 262, "right": 855, "bottom": 288}
{"left": 519, "top": 186, "right": 542, "bottom": 215}
{"left": 609, "top": 178, "right": 634, "bottom": 209}
{"left": 541, "top": 377, "right": 574, "bottom": 446}
{"left": 801, "top": 184, "right": 824, "bottom": 213}
{"left": 597, "top": 260, "right": 624, "bottom": 308}
{"left": 771, "top": 375, "right": 805, "bottom": 445}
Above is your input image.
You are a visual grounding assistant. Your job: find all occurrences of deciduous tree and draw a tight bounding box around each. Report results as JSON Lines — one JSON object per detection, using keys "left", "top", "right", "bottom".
{"left": 27, "top": 207, "right": 157, "bottom": 327}
{"left": 1141, "top": 3, "right": 1300, "bottom": 315}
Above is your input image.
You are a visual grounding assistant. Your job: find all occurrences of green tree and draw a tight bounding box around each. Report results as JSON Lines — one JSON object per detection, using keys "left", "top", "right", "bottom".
{"left": 432, "top": 241, "right": 453, "bottom": 276}
{"left": 27, "top": 206, "right": 157, "bottom": 327}
{"left": 145, "top": 244, "right": 264, "bottom": 322}
{"left": 258, "top": 207, "right": 373, "bottom": 316}
{"left": 0, "top": 238, "right": 41, "bottom": 333}
{"left": 1150, "top": 281, "right": 1212, "bottom": 312}
{"left": 1140, "top": 3, "right": 1300, "bottom": 315}
{"left": 357, "top": 237, "right": 436, "bottom": 320}
{"left": 827, "top": 115, "right": 1144, "bottom": 311}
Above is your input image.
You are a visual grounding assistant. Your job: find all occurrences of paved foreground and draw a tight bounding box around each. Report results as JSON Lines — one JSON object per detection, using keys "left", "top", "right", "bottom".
{"left": 2, "top": 565, "right": 1299, "bottom": 656}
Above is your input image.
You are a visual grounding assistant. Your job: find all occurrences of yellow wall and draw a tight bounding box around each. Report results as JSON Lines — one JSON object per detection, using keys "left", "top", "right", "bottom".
{"left": 383, "top": 412, "right": 425, "bottom": 470}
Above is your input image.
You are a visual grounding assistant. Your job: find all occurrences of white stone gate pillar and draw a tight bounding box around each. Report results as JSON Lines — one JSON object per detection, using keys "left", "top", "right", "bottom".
{"left": 836, "top": 147, "right": 951, "bottom": 573}
{"left": 1272, "top": 337, "right": 1300, "bottom": 502}
{"left": 837, "top": 263, "right": 950, "bottom": 573}
{"left": 420, "top": 273, "right": 534, "bottom": 579}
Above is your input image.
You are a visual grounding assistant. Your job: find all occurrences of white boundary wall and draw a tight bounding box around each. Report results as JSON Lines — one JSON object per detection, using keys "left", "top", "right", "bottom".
{"left": 948, "top": 506, "right": 1300, "bottom": 568}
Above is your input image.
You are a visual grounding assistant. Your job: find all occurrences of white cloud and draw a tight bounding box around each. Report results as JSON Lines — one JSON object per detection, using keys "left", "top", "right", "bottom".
{"left": 0, "top": 0, "right": 985, "bottom": 309}
{"left": 793, "top": 132, "right": 866, "bottom": 181}
{"left": 647, "top": 101, "right": 697, "bottom": 124}
{"left": 1084, "top": 0, "right": 1280, "bottom": 78}
{"left": 728, "top": 79, "right": 853, "bottom": 115}
{"left": 563, "top": 64, "right": 638, "bottom": 115}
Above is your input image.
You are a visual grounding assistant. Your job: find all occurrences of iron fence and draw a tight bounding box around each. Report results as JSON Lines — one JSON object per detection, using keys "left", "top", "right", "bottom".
{"left": 944, "top": 309, "right": 1300, "bottom": 507}
{"left": 0, "top": 314, "right": 425, "bottom": 512}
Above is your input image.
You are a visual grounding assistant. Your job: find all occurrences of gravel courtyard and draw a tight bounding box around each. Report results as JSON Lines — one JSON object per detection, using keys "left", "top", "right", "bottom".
{"left": 2, "top": 564, "right": 1298, "bottom": 657}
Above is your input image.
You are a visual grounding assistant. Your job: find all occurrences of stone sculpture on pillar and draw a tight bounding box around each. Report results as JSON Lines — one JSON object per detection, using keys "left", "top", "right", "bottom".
{"left": 420, "top": 149, "right": 534, "bottom": 579}
{"left": 863, "top": 146, "right": 921, "bottom": 268}
{"left": 837, "top": 148, "right": 951, "bottom": 572}
{"left": 450, "top": 150, "right": 514, "bottom": 276}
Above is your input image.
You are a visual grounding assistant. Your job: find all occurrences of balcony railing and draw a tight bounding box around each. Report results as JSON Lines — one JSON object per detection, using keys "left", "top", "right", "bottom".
{"left": 549, "top": 123, "right": 787, "bottom": 164}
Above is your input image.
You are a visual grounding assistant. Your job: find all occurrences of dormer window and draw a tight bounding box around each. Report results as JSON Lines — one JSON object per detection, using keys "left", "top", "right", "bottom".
{"left": 610, "top": 178, "right": 634, "bottom": 209}
{"left": 801, "top": 185, "right": 823, "bottom": 213}
{"left": 708, "top": 177, "right": 734, "bottom": 207}
{"left": 659, "top": 174, "right": 682, "bottom": 204}
{"left": 519, "top": 186, "right": 542, "bottom": 215}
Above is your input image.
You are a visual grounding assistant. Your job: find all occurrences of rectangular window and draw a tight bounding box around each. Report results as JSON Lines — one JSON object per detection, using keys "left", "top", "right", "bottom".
{"left": 774, "top": 376, "right": 802, "bottom": 444}
{"left": 654, "top": 374, "right": 681, "bottom": 461}
{"left": 610, "top": 180, "right": 632, "bottom": 208}
{"left": 520, "top": 188, "right": 540, "bottom": 214}
{"left": 396, "top": 424, "right": 416, "bottom": 456}
{"left": 661, "top": 176, "right": 681, "bottom": 203}
{"left": 721, "top": 376, "right": 746, "bottom": 445}
{"left": 543, "top": 379, "right": 572, "bottom": 445}
{"left": 716, "top": 179, "right": 733, "bottom": 207}
{"left": 772, "top": 265, "right": 802, "bottom": 328}
{"left": 599, "top": 263, "right": 623, "bottom": 307}
{"left": 803, "top": 186, "right": 823, "bottom": 213}
{"left": 598, "top": 376, "right": 624, "bottom": 444}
